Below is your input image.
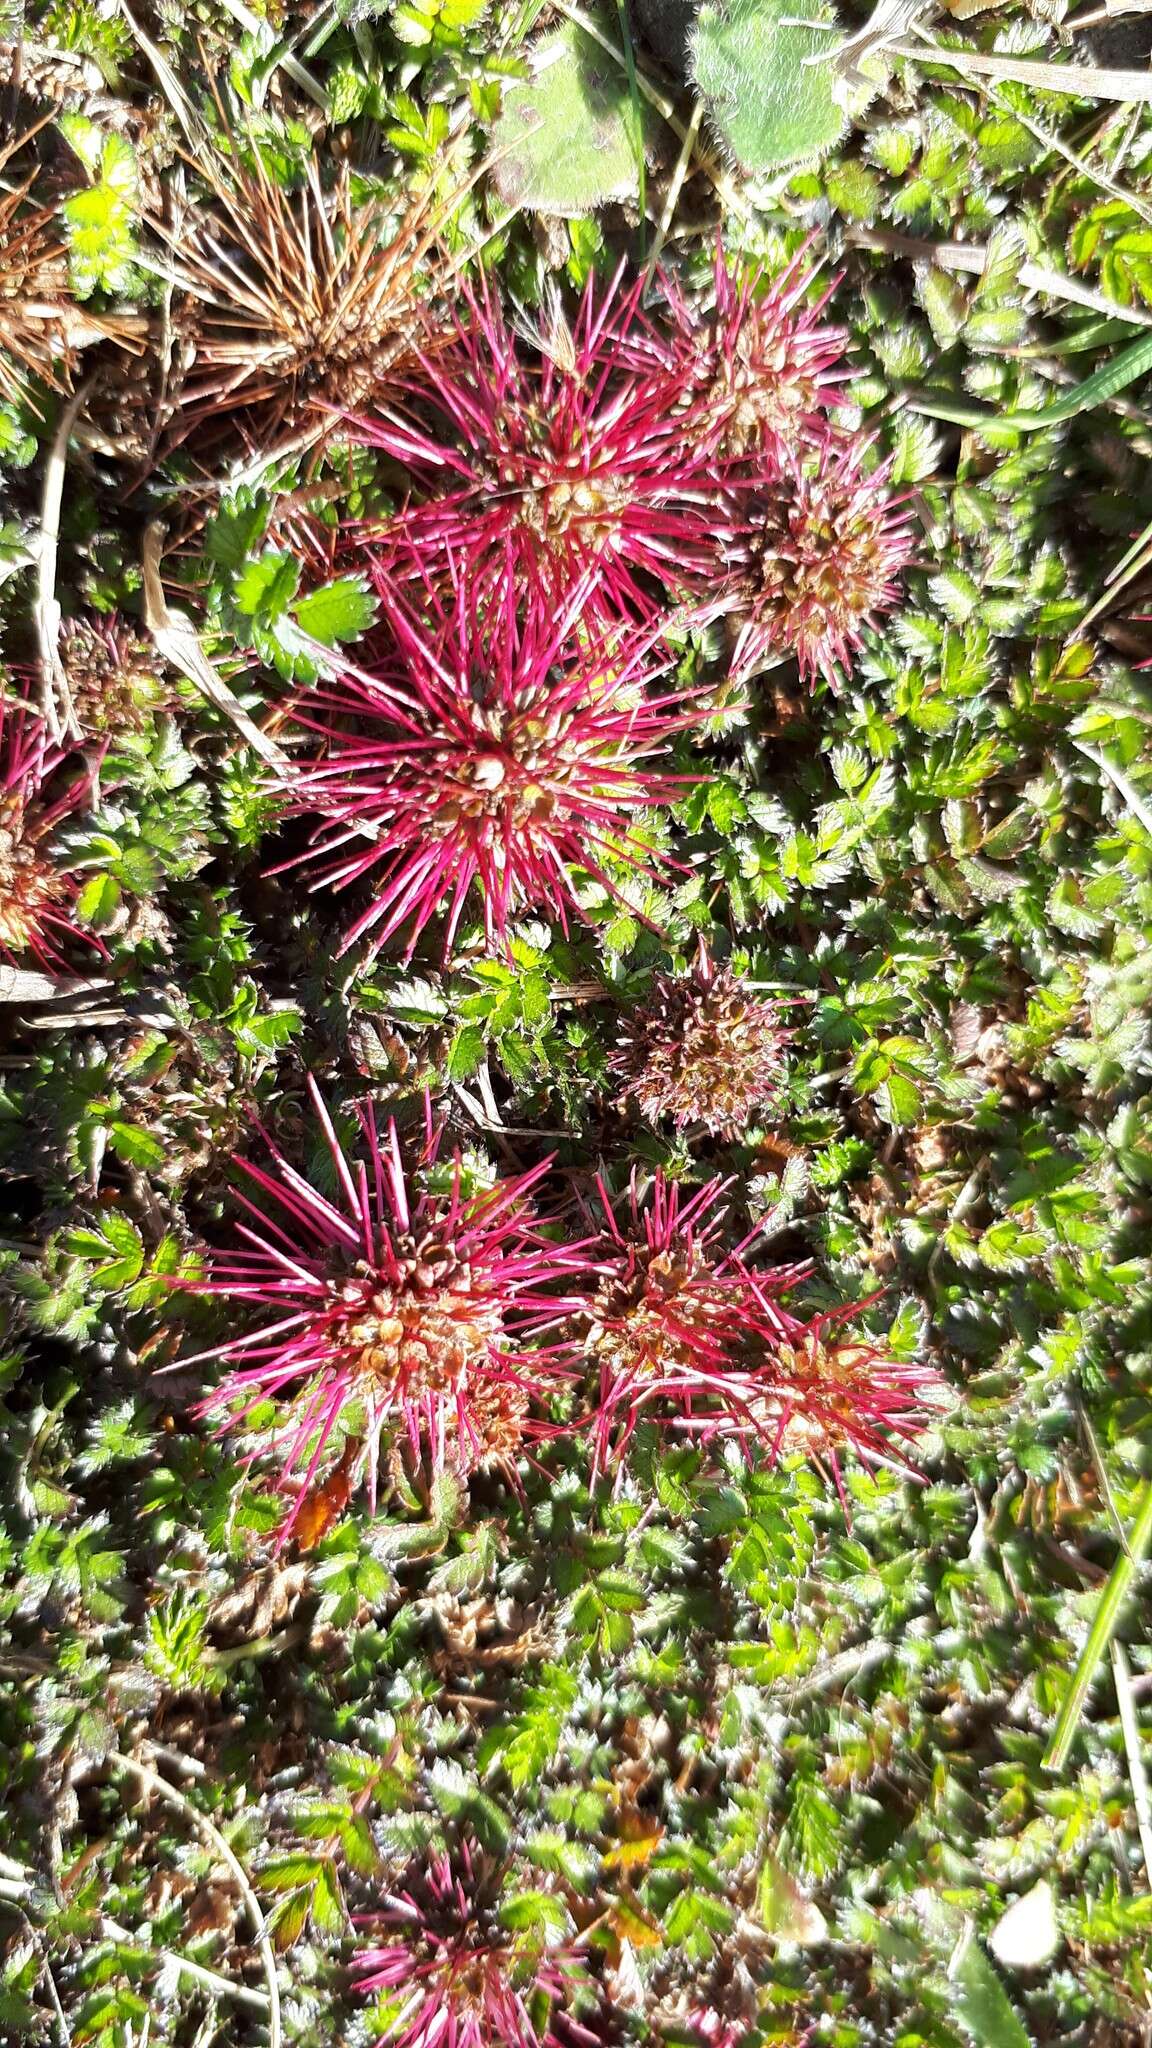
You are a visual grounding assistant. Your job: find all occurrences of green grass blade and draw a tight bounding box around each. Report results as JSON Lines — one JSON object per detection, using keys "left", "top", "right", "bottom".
{"left": 612, "top": 0, "right": 647, "bottom": 253}
{"left": 908, "top": 328, "right": 1152, "bottom": 432}
{"left": 1043, "top": 1477, "right": 1152, "bottom": 1775}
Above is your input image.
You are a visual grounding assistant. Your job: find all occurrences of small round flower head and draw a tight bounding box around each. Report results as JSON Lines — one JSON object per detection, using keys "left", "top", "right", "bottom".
{"left": 645, "top": 241, "right": 849, "bottom": 461}
{"left": 582, "top": 1171, "right": 805, "bottom": 1472}
{"left": 352, "top": 1837, "right": 574, "bottom": 2048}
{"left": 727, "top": 439, "right": 915, "bottom": 690}
{"left": 0, "top": 690, "right": 98, "bottom": 970}
{"left": 180, "top": 1078, "right": 590, "bottom": 1544}
{"left": 350, "top": 265, "right": 723, "bottom": 620}
{"left": 60, "top": 615, "right": 169, "bottom": 736}
{"left": 611, "top": 947, "right": 792, "bottom": 1138}
{"left": 279, "top": 558, "right": 710, "bottom": 962}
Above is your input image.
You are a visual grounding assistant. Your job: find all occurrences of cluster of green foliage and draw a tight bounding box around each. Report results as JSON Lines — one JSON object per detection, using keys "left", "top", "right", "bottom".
{"left": 2, "top": 0, "right": 1152, "bottom": 2045}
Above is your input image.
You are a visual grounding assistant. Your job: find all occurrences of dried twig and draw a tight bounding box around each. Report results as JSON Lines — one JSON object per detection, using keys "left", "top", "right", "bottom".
{"left": 1068, "top": 0, "right": 1152, "bottom": 23}
{"left": 892, "top": 36, "right": 1152, "bottom": 100}
{"left": 0, "top": 966, "right": 111, "bottom": 1007}
{"left": 205, "top": 1622, "right": 310, "bottom": 1673}
{"left": 105, "top": 1751, "right": 282, "bottom": 2046}
{"left": 34, "top": 378, "right": 92, "bottom": 743}
{"left": 844, "top": 223, "right": 1152, "bottom": 327}
{"left": 1073, "top": 736, "right": 1152, "bottom": 836}
{"left": 157, "top": 1951, "right": 273, "bottom": 2014}
{"left": 643, "top": 102, "right": 704, "bottom": 288}
{"left": 212, "top": 0, "right": 331, "bottom": 111}
{"left": 822, "top": 0, "right": 933, "bottom": 79}
{"left": 98, "top": 1914, "right": 272, "bottom": 2014}
{"left": 116, "top": 0, "right": 206, "bottom": 148}
{"left": 1079, "top": 1397, "right": 1135, "bottom": 1555}
{"left": 767, "top": 1637, "right": 896, "bottom": 1704}
{"left": 1111, "top": 1640, "right": 1152, "bottom": 1890}
{"left": 24, "top": 1915, "right": 68, "bottom": 2045}
{"left": 898, "top": 25, "right": 1152, "bottom": 228}
{"left": 140, "top": 522, "right": 292, "bottom": 776}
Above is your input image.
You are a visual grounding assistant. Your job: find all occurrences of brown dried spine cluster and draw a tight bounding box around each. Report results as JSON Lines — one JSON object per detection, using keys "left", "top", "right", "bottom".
{"left": 0, "top": 167, "right": 76, "bottom": 404}
{"left": 611, "top": 951, "right": 793, "bottom": 1138}
{"left": 157, "top": 153, "right": 451, "bottom": 449}
{"left": 0, "top": 129, "right": 145, "bottom": 411}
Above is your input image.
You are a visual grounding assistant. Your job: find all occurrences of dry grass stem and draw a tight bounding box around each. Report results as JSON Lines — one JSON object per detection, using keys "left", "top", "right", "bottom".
{"left": 893, "top": 37, "right": 1152, "bottom": 100}
{"left": 141, "top": 521, "right": 293, "bottom": 776}
{"left": 104, "top": 1751, "right": 282, "bottom": 2046}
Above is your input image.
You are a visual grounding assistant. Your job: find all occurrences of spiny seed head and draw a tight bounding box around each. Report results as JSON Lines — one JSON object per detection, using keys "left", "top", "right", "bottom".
{"left": 741, "top": 1297, "right": 948, "bottom": 1503}
{"left": 631, "top": 240, "right": 849, "bottom": 463}
{"left": 349, "top": 264, "right": 728, "bottom": 621}
{"left": 611, "top": 948, "right": 793, "bottom": 1137}
{"left": 584, "top": 1179, "right": 943, "bottom": 1490}
{"left": 582, "top": 1171, "right": 805, "bottom": 1472}
{"left": 728, "top": 438, "right": 915, "bottom": 690}
{"left": 180, "top": 1078, "right": 590, "bottom": 1545}
{"left": 278, "top": 559, "right": 712, "bottom": 962}
{"left": 352, "top": 1838, "right": 575, "bottom": 2048}
{"left": 0, "top": 810, "right": 66, "bottom": 961}
{"left": 159, "top": 147, "right": 447, "bottom": 452}
{"left": 0, "top": 690, "right": 97, "bottom": 970}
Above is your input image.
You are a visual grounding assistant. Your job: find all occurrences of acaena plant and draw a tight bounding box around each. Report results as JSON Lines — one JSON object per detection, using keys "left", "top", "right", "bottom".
{"left": 276, "top": 554, "right": 718, "bottom": 962}
{"left": 581, "top": 1168, "right": 807, "bottom": 1472}
{"left": 154, "top": 143, "right": 457, "bottom": 454}
{"left": 347, "top": 262, "right": 753, "bottom": 621}
{"left": 352, "top": 1835, "right": 585, "bottom": 2048}
{"left": 725, "top": 436, "right": 916, "bottom": 689}
{"left": 332, "top": 240, "right": 910, "bottom": 691}
{"left": 627, "top": 240, "right": 849, "bottom": 463}
{"left": 610, "top": 943, "right": 794, "bottom": 1137}
{"left": 177, "top": 1077, "right": 591, "bottom": 1546}
{"left": 582, "top": 1169, "right": 944, "bottom": 1491}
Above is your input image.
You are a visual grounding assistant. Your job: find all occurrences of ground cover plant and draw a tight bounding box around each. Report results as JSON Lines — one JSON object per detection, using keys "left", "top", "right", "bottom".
{"left": 2, "top": 0, "right": 1152, "bottom": 2043}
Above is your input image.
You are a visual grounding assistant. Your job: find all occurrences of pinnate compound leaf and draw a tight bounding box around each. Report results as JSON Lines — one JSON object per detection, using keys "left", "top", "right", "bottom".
{"left": 293, "top": 577, "right": 376, "bottom": 647}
